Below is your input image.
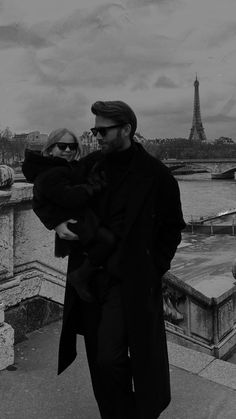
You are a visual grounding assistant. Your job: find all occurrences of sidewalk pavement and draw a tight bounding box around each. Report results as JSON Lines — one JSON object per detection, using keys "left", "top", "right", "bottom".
{"left": 0, "top": 321, "right": 236, "bottom": 419}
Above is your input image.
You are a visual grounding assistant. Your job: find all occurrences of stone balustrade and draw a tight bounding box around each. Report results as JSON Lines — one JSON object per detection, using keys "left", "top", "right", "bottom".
{"left": 163, "top": 271, "right": 236, "bottom": 359}
{"left": 0, "top": 182, "right": 236, "bottom": 370}
{"left": 0, "top": 182, "right": 67, "bottom": 370}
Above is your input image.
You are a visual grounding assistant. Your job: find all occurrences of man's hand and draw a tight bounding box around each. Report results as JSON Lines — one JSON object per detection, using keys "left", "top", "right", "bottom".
{"left": 55, "top": 219, "right": 79, "bottom": 240}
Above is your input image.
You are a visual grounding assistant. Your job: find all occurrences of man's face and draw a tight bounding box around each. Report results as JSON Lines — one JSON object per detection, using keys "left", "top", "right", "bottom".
{"left": 93, "top": 116, "right": 131, "bottom": 154}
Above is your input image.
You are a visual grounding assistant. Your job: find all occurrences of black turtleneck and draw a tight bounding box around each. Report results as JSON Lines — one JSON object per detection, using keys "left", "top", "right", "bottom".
{"left": 96, "top": 143, "right": 136, "bottom": 239}
{"left": 104, "top": 143, "right": 135, "bottom": 185}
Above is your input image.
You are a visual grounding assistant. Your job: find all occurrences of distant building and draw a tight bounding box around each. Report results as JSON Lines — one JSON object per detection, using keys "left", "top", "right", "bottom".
{"left": 133, "top": 132, "right": 146, "bottom": 144}
{"left": 188, "top": 75, "right": 207, "bottom": 141}
{"left": 153, "top": 138, "right": 166, "bottom": 144}
{"left": 13, "top": 133, "right": 28, "bottom": 142}
{"left": 134, "top": 133, "right": 164, "bottom": 145}
{"left": 25, "top": 131, "right": 48, "bottom": 150}
{"left": 80, "top": 131, "right": 99, "bottom": 154}
{"left": 214, "top": 136, "right": 234, "bottom": 144}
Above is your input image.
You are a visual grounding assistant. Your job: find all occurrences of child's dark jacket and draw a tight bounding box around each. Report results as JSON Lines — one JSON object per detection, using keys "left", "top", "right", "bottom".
{"left": 22, "top": 149, "right": 100, "bottom": 256}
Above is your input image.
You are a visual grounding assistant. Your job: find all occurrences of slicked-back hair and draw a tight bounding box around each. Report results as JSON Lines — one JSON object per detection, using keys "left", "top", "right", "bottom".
{"left": 91, "top": 101, "right": 137, "bottom": 140}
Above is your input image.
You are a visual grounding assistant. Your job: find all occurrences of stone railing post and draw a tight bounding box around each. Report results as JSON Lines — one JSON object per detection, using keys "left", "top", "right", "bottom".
{"left": 0, "top": 301, "right": 14, "bottom": 370}
{"left": 0, "top": 166, "right": 15, "bottom": 369}
{"left": 163, "top": 269, "right": 236, "bottom": 359}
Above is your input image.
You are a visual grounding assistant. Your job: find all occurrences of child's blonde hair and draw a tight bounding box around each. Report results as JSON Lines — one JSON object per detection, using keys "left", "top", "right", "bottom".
{"left": 42, "top": 128, "right": 83, "bottom": 160}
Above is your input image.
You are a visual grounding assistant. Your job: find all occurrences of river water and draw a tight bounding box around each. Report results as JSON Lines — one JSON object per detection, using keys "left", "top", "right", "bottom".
{"left": 175, "top": 173, "right": 236, "bottom": 222}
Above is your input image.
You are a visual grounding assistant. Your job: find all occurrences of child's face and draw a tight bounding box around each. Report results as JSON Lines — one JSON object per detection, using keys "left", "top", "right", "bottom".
{"left": 51, "top": 133, "right": 78, "bottom": 162}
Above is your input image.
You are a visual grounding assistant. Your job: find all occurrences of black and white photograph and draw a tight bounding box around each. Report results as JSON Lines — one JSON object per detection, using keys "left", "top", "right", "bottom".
{"left": 0, "top": 1, "right": 236, "bottom": 418}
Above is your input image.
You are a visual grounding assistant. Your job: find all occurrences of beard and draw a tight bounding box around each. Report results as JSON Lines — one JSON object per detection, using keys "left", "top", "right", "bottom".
{"left": 99, "top": 130, "right": 128, "bottom": 154}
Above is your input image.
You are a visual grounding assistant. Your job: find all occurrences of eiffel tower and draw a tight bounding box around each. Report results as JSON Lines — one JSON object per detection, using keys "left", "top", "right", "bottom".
{"left": 188, "top": 75, "right": 207, "bottom": 141}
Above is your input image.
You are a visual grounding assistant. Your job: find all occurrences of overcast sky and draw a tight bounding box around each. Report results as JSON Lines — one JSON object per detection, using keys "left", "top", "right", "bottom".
{"left": 0, "top": 0, "right": 236, "bottom": 140}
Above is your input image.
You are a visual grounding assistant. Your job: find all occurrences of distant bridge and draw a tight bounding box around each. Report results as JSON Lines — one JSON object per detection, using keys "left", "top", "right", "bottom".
{"left": 163, "top": 158, "right": 236, "bottom": 179}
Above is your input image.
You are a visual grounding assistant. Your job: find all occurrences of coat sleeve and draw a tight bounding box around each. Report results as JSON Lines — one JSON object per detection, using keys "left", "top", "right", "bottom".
{"left": 32, "top": 185, "right": 74, "bottom": 230}
{"left": 34, "top": 167, "right": 91, "bottom": 210}
{"left": 151, "top": 168, "right": 186, "bottom": 279}
{"left": 31, "top": 167, "right": 90, "bottom": 230}
{"left": 31, "top": 153, "right": 102, "bottom": 230}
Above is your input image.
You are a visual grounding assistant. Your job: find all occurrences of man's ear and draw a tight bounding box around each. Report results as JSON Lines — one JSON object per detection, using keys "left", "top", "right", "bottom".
{"left": 123, "top": 123, "right": 131, "bottom": 137}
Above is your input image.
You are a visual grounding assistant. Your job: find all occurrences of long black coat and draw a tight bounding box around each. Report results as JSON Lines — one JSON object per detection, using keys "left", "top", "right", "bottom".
{"left": 58, "top": 143, "right": 185, "bottom": 419}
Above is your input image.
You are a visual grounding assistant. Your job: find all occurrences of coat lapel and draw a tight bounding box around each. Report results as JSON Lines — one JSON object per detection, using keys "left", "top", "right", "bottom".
{"left": 124, "top": 147, "right": 155, "bottom": 238}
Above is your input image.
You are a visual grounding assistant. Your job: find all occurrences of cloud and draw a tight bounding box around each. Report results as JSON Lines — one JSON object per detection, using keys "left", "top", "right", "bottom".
{"left": 203, "top": 92, "right": 236, "bottom": 125}
{"left": 32, "top": 3, "right": 128, "bottom": 41}
{"left": 154, "top": 75, "right": 178, "bottom": 88}
{"left": 131, "top": 79, "right": 149, "bottom": 91}
{"left": 204, "top": 114, "right": 236, "bottom": 123}
{"left": 126, "top": 0, "right": 181, "bottom": 10}
{"left": 20, "top": 88, "right": 89, "bottom": 133}
{"left": 26, "top": 4, "right": 190, "bottom": 93}
{"left": 136, "top": 99, "right": 193, "bottom": 138}
{"left": 202, "top": 93, "right": 236, "bottom": 127}
{"left": 206, "top": 22, "right": 236, "bottom": 48}
{"left": 0, "top": 22, "right": 51, "bottom": 49}
{"left": 221, "top": 96, "right": 236, "bottom": 114}
{"left": 32, "top": 43, "right": 189, "bottom": 90}
{"left": 138, "top": 97, "right": 192, "bottom": 121}
{"left": 1, "top": 0, "right": 235, "bottom": 140}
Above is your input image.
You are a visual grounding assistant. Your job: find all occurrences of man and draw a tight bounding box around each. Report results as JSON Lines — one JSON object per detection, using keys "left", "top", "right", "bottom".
{"left": 55, "top": 101, "right": 186, "bottom": 419}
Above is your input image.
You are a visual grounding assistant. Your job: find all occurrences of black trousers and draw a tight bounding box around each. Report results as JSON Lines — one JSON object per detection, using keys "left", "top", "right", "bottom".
{"left": 81, "top": 282, "right": 136, "bottom": 419}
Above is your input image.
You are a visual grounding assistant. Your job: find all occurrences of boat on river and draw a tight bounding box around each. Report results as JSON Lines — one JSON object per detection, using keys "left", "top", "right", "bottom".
{"left": 185, "top": 208, "right": 236, "bottom": 234}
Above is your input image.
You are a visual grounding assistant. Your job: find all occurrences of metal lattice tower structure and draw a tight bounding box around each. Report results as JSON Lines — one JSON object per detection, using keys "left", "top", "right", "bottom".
{"left": 188, "top": 75, "right": 207, "bottom": 141}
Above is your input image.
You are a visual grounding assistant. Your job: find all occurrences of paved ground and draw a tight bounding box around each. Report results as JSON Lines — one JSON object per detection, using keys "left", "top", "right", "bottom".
{"left": 0, "top": 321, "right": 236, "bottom": 419}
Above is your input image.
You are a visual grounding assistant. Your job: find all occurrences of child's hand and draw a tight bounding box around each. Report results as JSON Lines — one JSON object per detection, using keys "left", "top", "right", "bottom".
{"left": 55, "top": 219, "right": 79, "bottom": 240}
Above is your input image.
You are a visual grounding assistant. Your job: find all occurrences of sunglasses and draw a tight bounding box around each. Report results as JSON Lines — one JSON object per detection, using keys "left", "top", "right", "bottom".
{"left": 90, "top": 124, "right": 124, "bottom": 137}
{"left": 55, "top": 142, "right": 78, "bottom": 151}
